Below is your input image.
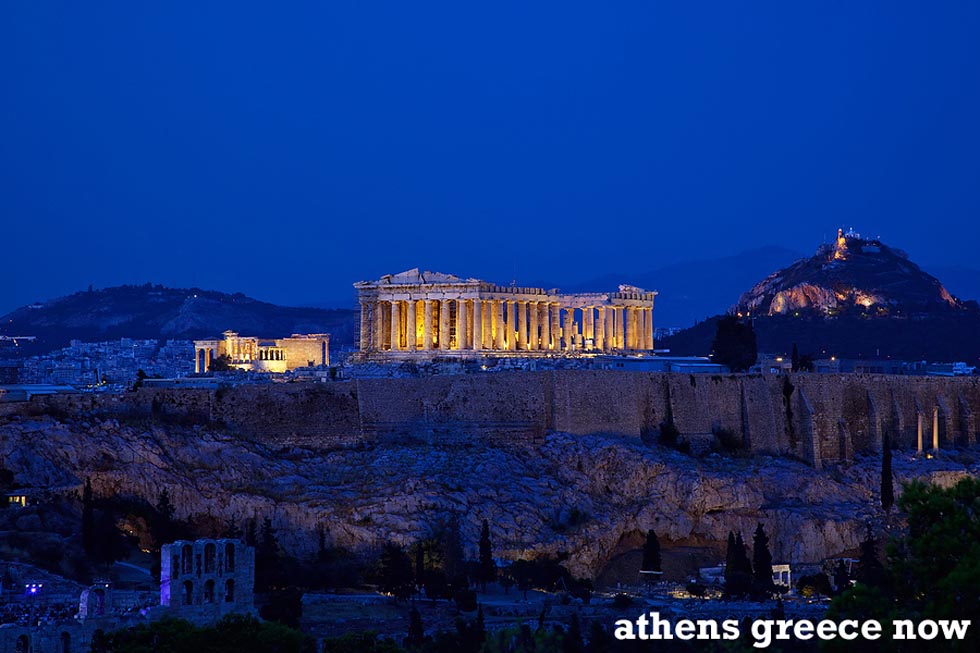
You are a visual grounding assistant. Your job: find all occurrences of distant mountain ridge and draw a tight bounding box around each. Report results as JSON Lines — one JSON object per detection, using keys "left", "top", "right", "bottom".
{"left": 540, "top": 245, "right": 805, "bottom": 328}
{"left": 0, "top": 284, "right": 357, "bottom": 356}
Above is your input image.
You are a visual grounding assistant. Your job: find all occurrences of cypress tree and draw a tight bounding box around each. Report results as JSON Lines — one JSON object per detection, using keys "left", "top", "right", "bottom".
{"left": 415, "top": 541, "right": 426, "bottom": 588}
{"left": 725, "top": 531, "right": 753, "bottom": 599}
{"left": 82, "top": 478, "right": 95, "bottom": 555}
{"left": 478, "top": 519, "right": 495, "bottom": 590}
{"left": 406, "top": 606, "right": 425, "bottom": 649}
{"left": 641, "top": 529, "right": 662, "bottom": 573}
{"left": 751, "top": 523, "right": 775, "bottom": 596}
{"left": 724, "top": 531, "right": 737, "bottom": 585}
{"left": 881, "top": 432, "right": 895, "bottom": 512}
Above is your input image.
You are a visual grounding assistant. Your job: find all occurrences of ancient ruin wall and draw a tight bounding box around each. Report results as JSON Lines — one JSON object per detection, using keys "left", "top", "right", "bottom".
{"left": 25, "top": 372, "right": 980, "bottom": 466}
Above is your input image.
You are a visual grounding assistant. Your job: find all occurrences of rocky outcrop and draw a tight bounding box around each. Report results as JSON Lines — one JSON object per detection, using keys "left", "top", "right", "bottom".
{"left": 735, "top": 232, "right": 965, "bottom": 318}
{"left": 3, "top": 413, "right": 976, "bottom": 580}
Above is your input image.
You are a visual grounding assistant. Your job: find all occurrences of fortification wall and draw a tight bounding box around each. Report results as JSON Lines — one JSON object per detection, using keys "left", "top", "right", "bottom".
{"left": 18, "top": 372, "right": 980, "bottom": 466}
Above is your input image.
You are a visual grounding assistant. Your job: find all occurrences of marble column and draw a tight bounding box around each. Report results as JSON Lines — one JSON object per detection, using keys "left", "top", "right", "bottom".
{"left": 423, "top": 300, "right": 434, "bottom": 350}
{"left": 917, "top": 411, "right": 924, "bottom": 454}
{"left": 472, "top": 299, "right": 483, "bottom": 351}
{"left": 439, "top": 299, "right": 451, "bottom": 350}
{"left": 635, "top": 307, "right": 645, "bottom": 352}
{"left": 373, "top": 301, "right": 385, "bottom": 350}
{"left": 359, "top": 302, "right": 371, "bottom": 351}
{"left": 645, "top": 307, "right": 654, "bottom": 350}
{"left": 507, "top": 300, "right": 517, "bottom": 351}
{"left": 517, "top": 301, "right": 528, "bottom": 350}
{"left": 390, "top": 301, "right": 402, "bottom": 351}
{"left": 629, "top": 307, "right": 639, "bottom": 350}
{"left": 492, "top": 300, "right": 501, "bottom": 349}
{"left": 406, "top": 300, "right": 417, "bottom": 350}
{"left": 595, "top": 307, "right": 605, "bottom": 351}
{"left": 550, "top": 303, "right": 561, "bottom": 351}
{"left": 933, "top": 406, "right": 940, "bottom": 451}
{"left": 602, "top": 306, "right": 616, "bottom": 351}
{"left": 482, "top": 301, "right": 492, "bottom": 349}
{"left": 205, "top": 348, "right": 212, "bottom": 371}
{"left": 616, "top": 306, "right": 626, "bottom": 350}
{"left": 456, "top": 299, "right": 468, "bottom": 349}
{"left": 529, "top": 301, "right": 539, "bottom": 350}
{"left": 584, "top": 307, "right": 594, "bottom": 349}
{"left": 540, "top": 303, "right": 551, "bottom": 351}
{"left": 562, "top": 310, "right": 573, "bottom": 351}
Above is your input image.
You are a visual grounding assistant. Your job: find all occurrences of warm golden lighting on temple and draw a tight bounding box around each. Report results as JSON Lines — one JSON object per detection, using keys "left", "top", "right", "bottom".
{"left": 353, "top": 268, "right": 657, "bottom": 358}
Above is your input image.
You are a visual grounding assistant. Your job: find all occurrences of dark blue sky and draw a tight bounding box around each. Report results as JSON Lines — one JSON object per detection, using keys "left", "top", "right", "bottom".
{"left": 3, "top": 1, "right": 978, "bottom": 313}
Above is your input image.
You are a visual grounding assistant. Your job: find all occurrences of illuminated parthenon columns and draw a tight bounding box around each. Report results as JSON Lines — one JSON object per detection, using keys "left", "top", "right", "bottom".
{"left": 353, "top": 269, "right": 657, "bottom": 358}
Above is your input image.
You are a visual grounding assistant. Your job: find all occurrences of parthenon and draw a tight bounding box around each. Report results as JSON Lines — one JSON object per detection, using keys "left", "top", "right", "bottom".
{"left": 354, "top": 269, "right": 657, "bottom": 357}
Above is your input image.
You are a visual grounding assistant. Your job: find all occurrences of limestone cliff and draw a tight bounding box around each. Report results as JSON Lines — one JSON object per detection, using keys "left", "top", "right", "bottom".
{"left": 2, "top": 413, "right": 976, "bottom": 580}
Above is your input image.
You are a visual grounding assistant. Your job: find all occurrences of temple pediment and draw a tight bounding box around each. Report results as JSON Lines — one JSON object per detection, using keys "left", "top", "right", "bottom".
{"left": 364, "top": 268, "right": 479, "bottom": 285}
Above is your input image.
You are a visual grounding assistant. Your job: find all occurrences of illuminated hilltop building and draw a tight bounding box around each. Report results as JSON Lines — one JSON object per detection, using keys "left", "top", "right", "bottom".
{"left": 354, "top": 268, "right": 657, "bottom": 359}
{"left": 193, "top": 331, "right": 329, "bottom": 373}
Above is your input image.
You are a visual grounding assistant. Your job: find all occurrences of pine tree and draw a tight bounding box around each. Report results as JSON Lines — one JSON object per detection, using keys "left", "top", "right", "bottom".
{"left": 711, "top": 315, "right": 758, "bottom": 372}
{"left": 378, "top": 543, "right": 415, "bottom": 602}
{"left": 881, "top": 432, "right": 895, "bottom": 512}
{"left": 856, "top": 524, "right": 887, "bottom": 589}
{"left": 641, "top": 529, "right": 662, "bottom": 573}
{"left": 751, "top": 523, "right": 776, "bottom": 597}
{"left": 478, "top": 519, "right": 495, "bottom": 591}
{"left": 153, "top": 488, "right": 177, "bottom": 546}
{"left": 259, "top": 517, "right": 280, "bottom": 560}
{"left": 244, "top": 517, "right": 257, "bottom": 547}
{"left": 222, "top": 515, "right": 242, "bottom": 539}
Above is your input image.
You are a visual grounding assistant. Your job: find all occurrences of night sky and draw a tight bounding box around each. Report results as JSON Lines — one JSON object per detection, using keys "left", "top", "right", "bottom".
{"left": 3, "top": 2, "right": 978, "bottom": 313}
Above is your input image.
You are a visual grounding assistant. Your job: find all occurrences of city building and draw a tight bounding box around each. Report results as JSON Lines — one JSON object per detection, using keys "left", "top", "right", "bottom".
{"left": 354, "top": 268, "right": 657, "bottom": 359}
{"left": 193, "top": 331, "right": 330, "bottom": 373}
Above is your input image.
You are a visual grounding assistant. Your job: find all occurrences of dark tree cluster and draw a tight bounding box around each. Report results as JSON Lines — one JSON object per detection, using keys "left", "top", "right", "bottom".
{"left": 828, "top": 478, "right": 980, "bottom": 650}
{"left": 711, "top": 315, "right": 758, "bottom": 372}
{"left": 723, "top": 524, "right": 778, "bottom": 600}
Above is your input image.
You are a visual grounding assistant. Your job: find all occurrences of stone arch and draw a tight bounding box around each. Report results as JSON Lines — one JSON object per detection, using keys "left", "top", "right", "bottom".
{"left": 225, "top": 542, "right": 235, "bottom": 572}
{"left": 15, "top": 634, "right": 29, "bottom": 653}
{"left": 92, "top": 588, "right": 106, "bottom": 616}
{"left": 182, "top": 580, "right": 194, "bottom": 606}
{"left": 204, "top": 579, "right": 215, "bottom": 603}
{"left": 61, "top": 632, "right": 71, "bottom": 653}
{"left": 204, "top": 543, "right": 216, "bottom": 573}
{"left": 224, "top": 578, "right": 235, "bottom": 603}
{"left": 181, "top": 544, "right": 193, "bottom": 574}
{"left": 172, "top": 554, "right": 181, "bottom": 578}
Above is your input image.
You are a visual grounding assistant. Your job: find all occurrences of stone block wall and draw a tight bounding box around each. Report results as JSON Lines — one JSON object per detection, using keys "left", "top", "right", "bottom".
{"left": 21, "top": 372, "right": 980, "bottom": 467}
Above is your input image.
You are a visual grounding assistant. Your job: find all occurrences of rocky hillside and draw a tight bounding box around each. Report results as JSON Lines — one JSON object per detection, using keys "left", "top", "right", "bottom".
{"left": 3, "top": 412, "right": 976, "bottom": 580}
{"left": 663, "top": 230, "right": 980, "bottom": 361}
{"left": 0, "top": 284, "right": 358, "bottom": 355}
{"left": 735, "top": 229, "right": 968, "bottom": 318}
